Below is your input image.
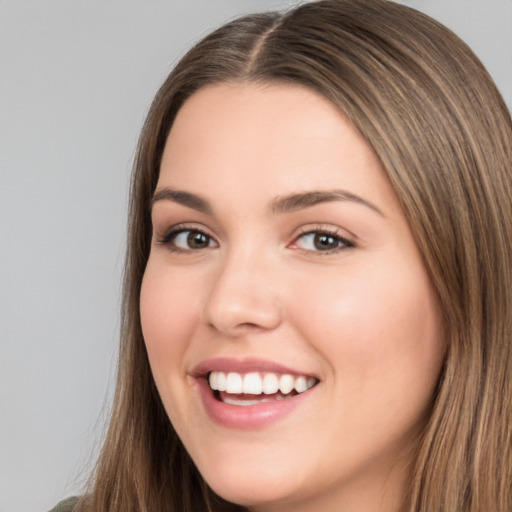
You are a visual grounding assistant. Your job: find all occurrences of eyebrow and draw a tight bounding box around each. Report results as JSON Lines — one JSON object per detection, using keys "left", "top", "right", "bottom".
{"left": 271, "top": 190, "right": 384, "bottom": 216}
{"left": 151, "top": 187, "right": 383, "bottom": 217}
{"left": 151, "top": 187, "right": 212, "bottom": 214}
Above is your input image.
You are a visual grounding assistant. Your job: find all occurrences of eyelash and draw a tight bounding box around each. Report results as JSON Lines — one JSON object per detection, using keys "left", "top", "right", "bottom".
{"left": 156, "top": 224, "right": 217, "bottom": 254}
{"left": 291, "top": 226, "right": 355, "bottom": 254}
{"left": 156, "top": 224, "right": 355, "bottom": 255}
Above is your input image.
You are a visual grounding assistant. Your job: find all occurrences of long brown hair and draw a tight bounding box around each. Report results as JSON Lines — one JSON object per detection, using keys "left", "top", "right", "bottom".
{"left": 78, "top": 1, "right": 512, "bottom": 511}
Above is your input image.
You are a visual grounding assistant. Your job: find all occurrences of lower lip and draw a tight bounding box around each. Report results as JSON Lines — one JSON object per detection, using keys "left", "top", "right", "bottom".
{"left": 196, "top": 378, "right": 315, "bottom": 430}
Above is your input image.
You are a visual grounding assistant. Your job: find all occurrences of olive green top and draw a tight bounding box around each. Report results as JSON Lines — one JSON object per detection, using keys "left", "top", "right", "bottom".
{"left": 48, "top": 497, "right": 79, "bottom": 512}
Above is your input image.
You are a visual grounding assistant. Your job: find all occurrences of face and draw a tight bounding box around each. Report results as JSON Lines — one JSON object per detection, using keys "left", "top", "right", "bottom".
{"left": 140, "top": 83, "right": 445, "bottom": 512}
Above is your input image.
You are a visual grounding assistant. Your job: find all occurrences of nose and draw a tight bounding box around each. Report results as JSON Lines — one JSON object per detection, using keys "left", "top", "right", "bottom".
{"left": 201, "top": 250, "right": 283, "bottom": 337}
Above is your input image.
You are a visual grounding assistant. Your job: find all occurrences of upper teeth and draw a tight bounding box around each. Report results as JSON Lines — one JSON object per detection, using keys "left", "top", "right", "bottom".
{"left": 208, "top": 371, "right": 316, "bottom": 395}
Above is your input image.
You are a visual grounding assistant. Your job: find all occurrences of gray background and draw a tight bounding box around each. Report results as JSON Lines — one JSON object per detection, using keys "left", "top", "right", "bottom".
{"left": 1, "top": 1, "right": 510, "bottom": 511}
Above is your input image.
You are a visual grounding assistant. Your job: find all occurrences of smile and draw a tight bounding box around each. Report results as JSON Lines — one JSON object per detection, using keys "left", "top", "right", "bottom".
{"left": 193, "top": 358, "right": 320, "bottom": 428}
{"left": 208, "top": 371, "right": 317, "bottom": 406}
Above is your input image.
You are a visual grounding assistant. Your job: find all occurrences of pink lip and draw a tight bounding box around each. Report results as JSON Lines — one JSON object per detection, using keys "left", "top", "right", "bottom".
{"left": 192, "top": 357, "right": 316, "bottom": 378}
{"left": 191, "top": 357, "right": 318, "bottom": 430}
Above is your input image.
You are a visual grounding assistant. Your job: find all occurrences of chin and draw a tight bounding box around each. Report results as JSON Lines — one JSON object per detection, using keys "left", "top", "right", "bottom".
{"left": 198, "top": 457, "right": 304, "bottom": 508}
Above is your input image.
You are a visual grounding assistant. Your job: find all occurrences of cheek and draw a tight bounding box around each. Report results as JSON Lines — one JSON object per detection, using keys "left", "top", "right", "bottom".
{"left": 301, "top": 260, "right": 441, "bottom": 354}
{"left": 293, "top": 261, "right": 444, "bottom": 425}
{"left": 139, "top": 263, "right": 200, "bottom": 373}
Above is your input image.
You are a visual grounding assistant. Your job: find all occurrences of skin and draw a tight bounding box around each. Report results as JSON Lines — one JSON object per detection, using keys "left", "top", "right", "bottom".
{"left": 140, "top": 83, "right": 446, "bottom": 512}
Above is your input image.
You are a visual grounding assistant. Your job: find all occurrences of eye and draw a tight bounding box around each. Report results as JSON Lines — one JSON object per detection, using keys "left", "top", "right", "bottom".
{"left": 292, "top": 230, "right": 354, "bottom": 253}
{"left": 158, "top": 227, "right": 217, "bottom": 252}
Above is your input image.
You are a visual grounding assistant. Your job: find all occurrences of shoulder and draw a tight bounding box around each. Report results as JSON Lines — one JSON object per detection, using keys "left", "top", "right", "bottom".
{"left": 48, "top": 497, "right": 79, "bottom": 512}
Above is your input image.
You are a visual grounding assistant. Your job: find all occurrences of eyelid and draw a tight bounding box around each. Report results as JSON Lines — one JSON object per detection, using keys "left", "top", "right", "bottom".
{"left": 154, "top": 222, "right": 355, "bottom": 255}
{"left": 288, "top": 225, "right": 355, "bottom": 254}
{"left": 155, "top": 223, "right": 218, "bottom": 250}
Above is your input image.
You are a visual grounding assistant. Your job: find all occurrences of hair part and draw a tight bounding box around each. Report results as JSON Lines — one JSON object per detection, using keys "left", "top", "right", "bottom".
{"left": 79, "top": 1, "right": 512, "bottom": 511}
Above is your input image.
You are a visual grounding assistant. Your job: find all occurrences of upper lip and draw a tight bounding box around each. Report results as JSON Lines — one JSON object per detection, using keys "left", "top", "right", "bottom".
{"left": 192, "top": 357, "right": 318, "bottom": 379}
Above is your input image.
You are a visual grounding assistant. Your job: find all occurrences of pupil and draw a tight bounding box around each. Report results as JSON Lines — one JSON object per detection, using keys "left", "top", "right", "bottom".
{"left": 315, "top": 234, "right": 337, "bottom": 250}
{"left": 188, "top": 232, "right": 208, "bottom": 248}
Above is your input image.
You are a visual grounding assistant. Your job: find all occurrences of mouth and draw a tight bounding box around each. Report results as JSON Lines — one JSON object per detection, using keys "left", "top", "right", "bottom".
{"left": 208, "top": 371, "right": 318, "bottom": 406}
{"left": 193, "top": 357, "right": 320, "bottom": 428}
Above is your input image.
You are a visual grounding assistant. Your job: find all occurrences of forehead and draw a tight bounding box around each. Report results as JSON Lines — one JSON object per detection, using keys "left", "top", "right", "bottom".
{"left": 165, "top": 82, "right": 368, "bottom": 163}
{"left": 159, "top": 82, "right": 397, "bottom": 215}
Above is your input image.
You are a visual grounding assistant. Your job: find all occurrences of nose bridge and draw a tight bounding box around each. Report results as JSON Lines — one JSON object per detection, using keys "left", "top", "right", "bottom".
{"left": 202, "top": 241, "right": 282, "bottom": 336}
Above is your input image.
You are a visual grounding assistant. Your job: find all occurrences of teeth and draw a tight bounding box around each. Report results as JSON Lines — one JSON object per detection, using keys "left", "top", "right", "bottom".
{"left": 209, "top": 371, "right": 219, "bottom": 390}
{"left": 262, "top": 373, "right": 279, "bottom": 394}
{"left": 294, "top": 376, "right": 307, "bottom": 393}
{"left": 243, "top": 372, "right": 263, "bottom": 394}
{"left": 208, "top": 371, "right": 317, "bottom": 396}
{"left": 224, "top": 397, "right": 266, "bottom": 406}
{"left": 279, "top": 374, "right": 295, "bottom": 394}
{"left": 223, "top": 394, "right": 288, "bottom": 406}
{"left": 225, "top": 372, "right": 243, "bottom": 393}
{"left": 217, "top": 371, "right": 227, "bottom": 391}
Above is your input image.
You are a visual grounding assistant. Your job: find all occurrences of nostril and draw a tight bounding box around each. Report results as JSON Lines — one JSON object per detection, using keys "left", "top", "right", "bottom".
{"left": 235, "top": 322, "right": 265, "bottom": 331}
{"left": 201, "top": 270, "right": 283, "bottom": 335}
{"left": 204, "top": 306, "right": 282, "bottom": 336}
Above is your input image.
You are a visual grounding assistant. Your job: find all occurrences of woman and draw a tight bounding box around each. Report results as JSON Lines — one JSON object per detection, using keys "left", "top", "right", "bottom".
{"left": 52, "top": 0, "right": 512, "bottom": 511}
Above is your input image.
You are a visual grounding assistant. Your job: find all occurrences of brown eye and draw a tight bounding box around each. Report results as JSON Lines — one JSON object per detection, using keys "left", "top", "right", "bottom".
{"left": 165, "top": 229, "right": 215, "bottom": 251}
{"left": 186, "top": 231, "right": 210, "bottom": 249}
{"left": 294, "top": 231, "right": 353, "bottom": 253}
{"left": 313, "top": 234, "right": 340, "bottom": 251}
